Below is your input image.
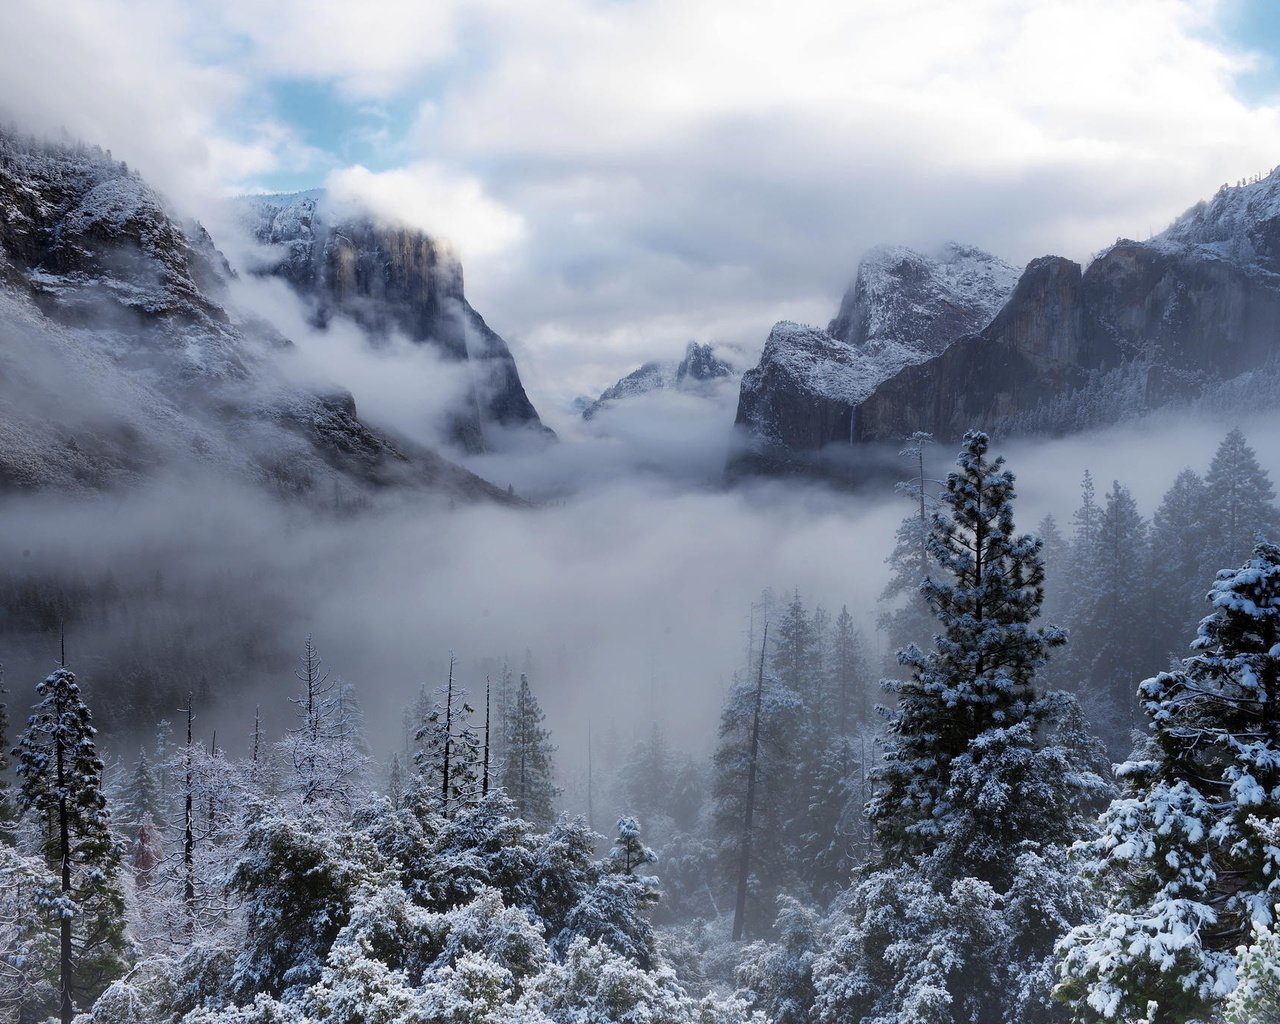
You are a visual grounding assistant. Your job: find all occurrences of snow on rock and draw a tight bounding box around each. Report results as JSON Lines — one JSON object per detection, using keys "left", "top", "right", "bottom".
{"left": 735, "top": 243, "right": 1017, "bottom": 455}
{"left": 1151, "top": 166, "right": 1280, "bottom": 273}
{"left": 580, "top": 342, "right": 736, "bottom": 420}
{"left": 828, "top": 242, "right": 1019, "bottom": 356}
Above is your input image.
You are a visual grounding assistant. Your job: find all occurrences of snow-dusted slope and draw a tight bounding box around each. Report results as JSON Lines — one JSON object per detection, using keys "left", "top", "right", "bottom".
{"left": 0, "top": 130, "right": 519, "bottom": 502}
{"left": 735, "top": 243, "right": 1017, "bottom": 451}
{"left": 1150, "top": 167, "right": 1280, "bottom": 271}
{"left": 238, "top": 189, "right": 550, "bottom": 453}
{"left": 828, "top": 243, "right": 1019, "bottom": 355}
{"left": 580, "top": 342, "right": 735, "bottom": 420}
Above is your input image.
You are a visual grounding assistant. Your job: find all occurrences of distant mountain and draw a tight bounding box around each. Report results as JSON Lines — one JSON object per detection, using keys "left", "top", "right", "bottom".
{"left": 735, "top": 170, "right": 1280, "bottom": 466}
{"left": 735, "top": 244, "right": 1017, "bottom": 453}
{"left": 580, "top": 341, "right": 736, "bottom": 420}
{"left": 0, "top": 129, "right": 520, "bottom": 502}
{"left": 241, "top": 191, "right": 551, "bottom": 454}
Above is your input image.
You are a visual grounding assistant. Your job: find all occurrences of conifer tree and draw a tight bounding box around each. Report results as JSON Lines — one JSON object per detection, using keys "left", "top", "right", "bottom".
{"left": 500, "top": 671, "right": 557, "bottom": 825}
{"left": 609, "top": 816, "right": 658, "bottom": 875}
{"left": 1058, "top": 542, "right": 1280, "bottom": 1024}
{"left": 815, "top": 431, "right": 1104, "bottom": 1024}
{"left": 413, "top": 656, "right": 482, "bottom": 819}
{"left": 1204, "top": 427, "right": 1279, "bottom": 571}
{"left": 117, "top": 747, "right": 161, "bottom": 831}
{"left": 828, "top": 605, "right": 869, "bottom": 734}
{"left": 14, "top": 667, "right": 126, "bottom": 1023}
{"left": 0, "top": 670, "right": 11, "bottom": 842}
{"left": 1149, "top": 467, "right": 1209, "bottom": 658}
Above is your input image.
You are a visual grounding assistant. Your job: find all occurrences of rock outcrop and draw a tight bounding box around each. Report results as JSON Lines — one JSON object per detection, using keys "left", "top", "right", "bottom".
{"left": 736, "top": 169, "right": 1280, "bottom": 460}
{"left": 0, "top": 129, "right": 521, "bottom": 502}
{"left": 734, "top": 244, "right": 1017, "bottom": 452}
{"left": 244, "top": 192, "right": 550, "bottom": 453}
{"left": 581, "top": 341, "right": 735, "bottom": 420}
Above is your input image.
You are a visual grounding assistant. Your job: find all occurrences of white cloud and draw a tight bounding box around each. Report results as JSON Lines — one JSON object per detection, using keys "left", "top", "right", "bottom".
{"left": 4, "top": 0, "right": 1280, "bottom": 408}
{"left": 324, "top": 161, "right": 527, "bottom": 263}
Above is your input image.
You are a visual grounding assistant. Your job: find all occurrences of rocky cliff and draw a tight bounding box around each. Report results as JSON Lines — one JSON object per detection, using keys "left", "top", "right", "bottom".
{"left": 245, "top": 191, "right": 550, "bottom": 453}
{"left": 0, "top": 129, "right": 520, "bottom": 502}
{"left": 735, "top": 244, "right": 1017, "bottom": 452}
{"left": 580, "top": 341, "right": 735, "bottom": 420}
{"left": 736, "top": 169, "right": 1280, "bottom": 459}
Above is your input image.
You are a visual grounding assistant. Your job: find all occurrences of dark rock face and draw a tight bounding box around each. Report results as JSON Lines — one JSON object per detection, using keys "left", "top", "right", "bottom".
{"left": 736, "top": 170, "right": 1280, "bottom": 459}
{"left": 0, "top": 130, "right": 520, "bottom": 503}
{"left": 245, "top": 192, "right": 550, "bottom": 453}
{"left": 734, "top": 244, "right": 1017, "bottom": 454}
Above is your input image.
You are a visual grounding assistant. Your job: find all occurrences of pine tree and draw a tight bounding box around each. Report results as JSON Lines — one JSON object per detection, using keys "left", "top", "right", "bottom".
{"left": 1058, "top": 542, "right": 1280, "bottom": 1024}
{"left": 280, "top": 638, "right": 368, "bottom": 809}
{"left": 828, "top": 605, "right": 870, "bottom": 734}
{"left": 412, "top": 656, "right": 482, "bottom": 819}
{"left": 501, "top": 672, "right": 558, "bottom": 825}
{"left": 815, "top": 431, "right": 1105, "bottom": 1024}
{"left": 715, "top": 626, "right": 803, "bottom": 940}
{"left": 609, "top": 816, "right": 658, "bottom": 875}
{"left": 1149, "top": 467, "right": 1209, "bottom": 659}
{"left": 14, "top": 667, "right": 126, "bottom": 1023}
{"left": 1086, "top": 480, "right": 1151, "bottom": 736}
{"left": 117, "top": 747, "right": 161, "bottom": 831}
{"left": 1204, "top": 427, "right": 1279, "bottom": 571}
{"left": 0, "top": 669, "right": 11, "bottom": 843}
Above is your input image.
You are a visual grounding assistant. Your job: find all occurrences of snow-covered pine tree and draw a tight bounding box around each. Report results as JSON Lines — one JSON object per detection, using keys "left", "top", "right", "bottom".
{"left": 279, "top": 638, "right": 368, "bottom": 810}
{"left": 1204, "top": 427, "right": 1279, "bottom": 572}
{"left": 500, "top": 672, "right": 558, "bottom": 825}
{"left": 609, "top": 816, "right": 658, "bottom": 875}
{"left": 386, "top": 752, "right": 407, "bottom": 810}
{"left": 413, "top": 656, "right": 483, "bottom": 819}
{"left": 14, "top": 666, "right": 126, "bottom": 1023}
{"left": 814, "top": 431, "right": 1104, "bottom": 1024}
{"left": 1058, "top": 541, "right": 1280, "bottom": 1024}
{"left": 117, "top": 747, "right": 161, "bottom": 832}
{"left": 715, "top": 626, "right": 804, "bottom": 941}
{"left": 0, "top": 671, "right": 11, "bottom": 843}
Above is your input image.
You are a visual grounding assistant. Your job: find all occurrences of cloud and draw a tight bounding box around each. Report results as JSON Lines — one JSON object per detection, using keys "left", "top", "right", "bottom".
{"left": 325, "top": 161, "right": 527, "bottom": 262}
{"left": 4, "top": 0, "right": 1280, "bottom": 436}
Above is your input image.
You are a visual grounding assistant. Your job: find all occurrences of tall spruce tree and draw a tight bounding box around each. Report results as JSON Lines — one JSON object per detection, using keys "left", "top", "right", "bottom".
{"left": 1149, "top": 468, "right": 1210, "bottom": 660}
{"left": 500, "top": 672, "right": 558, "bottom": 825}
{"left": 1204, "top": 427, "right": 1279, "bottom": 571}
{"left": 1058, "top": 542, "right": 1280, "bottom": 1024}
{"left": 117, "top": 747, "right": 162, "bottom": 831}
{"left": 814, "top": 431, "right": 1105, "bottom": 1024}
{"left": 14, "top": 667, "right": 126, "bottom": 1023}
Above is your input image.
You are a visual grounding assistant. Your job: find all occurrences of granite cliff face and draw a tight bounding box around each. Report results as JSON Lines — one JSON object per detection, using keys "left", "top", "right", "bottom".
{"left": 245, "top": 192, "right": 550, "bottom": 453}
{"left": 736, "top": 168, "right": 1280, "bottom": 459}
{"left": 0, "top": 130, "right": 519, "bottom": 502}
{"left": 735, "top": 244, "right": 1017, "bottom": 452}
{"left": 580, "top": 341, "right": 735, "bottom": 420}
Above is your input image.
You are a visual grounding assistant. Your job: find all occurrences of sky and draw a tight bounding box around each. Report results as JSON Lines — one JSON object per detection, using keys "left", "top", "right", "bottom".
{"left": 5, "top": 0, "right": 1280, "bottom": 412}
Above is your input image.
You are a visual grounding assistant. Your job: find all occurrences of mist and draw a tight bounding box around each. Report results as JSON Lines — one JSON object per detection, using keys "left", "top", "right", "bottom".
{"left": 3, "top": 387, "right": 1274, "bottom": 781}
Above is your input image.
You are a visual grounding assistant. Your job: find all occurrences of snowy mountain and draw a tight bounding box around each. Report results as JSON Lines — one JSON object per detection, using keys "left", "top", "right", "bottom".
{"left": 827, "top": 243, "right": 1019, "bottom": 355}
{"left": 736, "top": 172, "right": 1280, "bottom": 463}
{"left": 0, "top": 129, "right": 520, "bottom": 501}
{"left": 241, "top": 190, "right": 551, "bottom": 453}
{"left": 735, "top": 244, "right": 1017, "bottom": 453}
{"left": 580, "top": 341, "right": 736, "bottom": 420}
